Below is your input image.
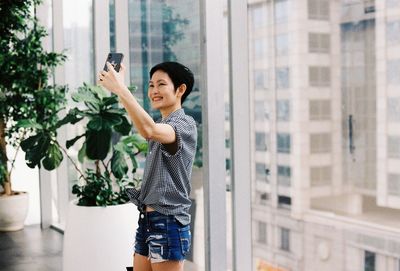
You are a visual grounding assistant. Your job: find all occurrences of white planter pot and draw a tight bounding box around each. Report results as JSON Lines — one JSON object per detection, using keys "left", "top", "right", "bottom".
{"left": 0, "top": 192, "right": 29, "bottom": 231}
{"left": 63, "top": 200, "right": 139, "bottom": 271}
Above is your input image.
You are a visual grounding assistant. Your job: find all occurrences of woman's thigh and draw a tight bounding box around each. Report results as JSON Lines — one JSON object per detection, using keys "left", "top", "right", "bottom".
{"left": 134, "top": 253, "right": 152, "bottom": 271}
{"left": 151, "top": 260, "right": 184, "bottom": 271}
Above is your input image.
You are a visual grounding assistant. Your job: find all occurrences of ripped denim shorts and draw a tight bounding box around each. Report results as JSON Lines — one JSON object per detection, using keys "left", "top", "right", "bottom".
{"left": 134, "top": 210, "right": 191, "bottom": 263}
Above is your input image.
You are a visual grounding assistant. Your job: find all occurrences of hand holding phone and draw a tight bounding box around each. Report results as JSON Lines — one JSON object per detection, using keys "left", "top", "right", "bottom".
{"left": 103, "top": 53, "right": 124, "bottom": 72}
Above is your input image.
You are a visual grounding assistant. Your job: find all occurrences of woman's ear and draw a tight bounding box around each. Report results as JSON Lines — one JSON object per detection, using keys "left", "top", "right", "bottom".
{"left": 177, "top": 84, "right": 187, "bottom": 98}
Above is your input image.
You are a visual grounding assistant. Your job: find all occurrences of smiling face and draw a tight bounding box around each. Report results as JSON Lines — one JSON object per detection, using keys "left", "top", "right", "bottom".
{"left": 148, "top": 70, "right": 184, "bottom": 117}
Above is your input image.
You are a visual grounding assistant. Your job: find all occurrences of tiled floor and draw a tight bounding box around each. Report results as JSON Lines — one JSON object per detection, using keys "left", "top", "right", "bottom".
{"left": 0, "top": 225, "right": 63, "bottom": 271}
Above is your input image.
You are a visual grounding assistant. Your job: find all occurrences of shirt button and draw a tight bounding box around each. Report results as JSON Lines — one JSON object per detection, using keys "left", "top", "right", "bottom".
{"left": 147, "top": 229, "right": 150, "bottom": 232}
{"left": 140, "top": 214, "right": 144, "bottom": 219}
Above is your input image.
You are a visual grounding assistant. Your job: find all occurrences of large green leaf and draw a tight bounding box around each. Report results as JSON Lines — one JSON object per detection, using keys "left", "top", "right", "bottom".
{"left": 56, "top": 108, "right": 84, "bottom": 128}
{"left": 23, "top": 133, "right": 51, "bottom": 168}
{"left": 16, "top": 119, "right": 43, "bottom": 129}
{"left": 42, "top": 143, "right": 63, "bottom": 170}
{"left": 86, "top": 129, "right": 111, "bottom": 160}
{"left": 111, "top": 149, "right": 128, "bottom": 179}
{"left": 114, "top": 116, "right": 131, "bottom": 136}
{"left": 71, "top": 87, "right": 99, "bottom": 104}
{"left": 78, "top": 142, "right": 86, "bottom": 163}
{"left": 87, "top": 116, "right": 104, "bottom": 131}
{"left": 66, "top": 133, "right": 85, "bottom": 149}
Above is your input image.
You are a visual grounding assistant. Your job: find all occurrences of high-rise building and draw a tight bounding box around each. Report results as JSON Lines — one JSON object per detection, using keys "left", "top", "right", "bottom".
{"left": 245, "top": 0, "right": 400, "bottom": 270}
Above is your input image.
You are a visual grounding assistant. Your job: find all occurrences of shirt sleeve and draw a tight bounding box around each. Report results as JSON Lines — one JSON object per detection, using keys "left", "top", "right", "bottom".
{"left": 161, "top": 116, "right": 197, "bottom": 158}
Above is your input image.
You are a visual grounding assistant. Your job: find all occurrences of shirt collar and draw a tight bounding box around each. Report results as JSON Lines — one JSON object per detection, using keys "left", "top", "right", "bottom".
{"left": 161, "top": 108, "right": 184, "bottom": 123}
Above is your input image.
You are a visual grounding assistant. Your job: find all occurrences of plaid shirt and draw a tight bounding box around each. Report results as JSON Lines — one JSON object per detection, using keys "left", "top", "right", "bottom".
{"left": 126, "top": 109, "right": 197, "bottom": 225}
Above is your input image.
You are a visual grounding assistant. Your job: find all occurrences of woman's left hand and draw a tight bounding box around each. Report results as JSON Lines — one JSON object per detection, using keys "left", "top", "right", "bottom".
{"left": 97, "top": 62, "right": 126, "bottom": 96}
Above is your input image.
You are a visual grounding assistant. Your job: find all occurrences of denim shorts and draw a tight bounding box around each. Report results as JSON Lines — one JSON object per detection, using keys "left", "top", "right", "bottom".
{"left": 134, "top": 210, "right": 191, "bottom": 263}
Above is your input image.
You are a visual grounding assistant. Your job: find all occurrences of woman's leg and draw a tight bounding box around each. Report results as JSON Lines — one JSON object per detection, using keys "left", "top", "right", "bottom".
{"left": 133, "top": 253, "right": 152, "bottom": 271}
{"left": 151, "top": 260, "right": 184, "bottom": 271}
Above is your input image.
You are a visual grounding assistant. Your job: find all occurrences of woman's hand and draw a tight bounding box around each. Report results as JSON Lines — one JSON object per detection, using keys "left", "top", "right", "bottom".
{"left": 97, "top": 62, "right": 127, "bottom": 96}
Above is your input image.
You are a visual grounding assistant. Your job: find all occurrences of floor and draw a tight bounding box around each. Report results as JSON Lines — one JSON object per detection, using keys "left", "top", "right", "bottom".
{"left": 0, "top": 225, "right": 63, "bottom": 271}
{"left": 0, "top": 225, "right": 199, "bottom": 271}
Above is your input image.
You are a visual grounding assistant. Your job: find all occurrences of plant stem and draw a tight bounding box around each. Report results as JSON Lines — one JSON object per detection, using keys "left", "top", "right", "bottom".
{"left": 0, "top": 118, "right": 11, "bottom": 195}
{"left": 8, "top": 131, "right": 26, "bottom": 180}
{"left": 57, "top": 142, "right": 88, "bottom": 182}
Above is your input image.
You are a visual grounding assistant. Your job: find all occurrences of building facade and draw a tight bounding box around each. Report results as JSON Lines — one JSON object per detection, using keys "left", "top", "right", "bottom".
{"left": 247, "top": 1, "right": 400, "bottom": 270}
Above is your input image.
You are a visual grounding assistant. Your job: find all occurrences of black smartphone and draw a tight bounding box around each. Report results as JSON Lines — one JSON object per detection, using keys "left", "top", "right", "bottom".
{"left": 103, "top": 52, "right": 124, "bottom": 72}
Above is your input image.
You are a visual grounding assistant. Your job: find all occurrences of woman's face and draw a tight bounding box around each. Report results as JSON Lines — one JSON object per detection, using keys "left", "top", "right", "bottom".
{"left": 148, "top": 70, "right": 180, "bottom": 111}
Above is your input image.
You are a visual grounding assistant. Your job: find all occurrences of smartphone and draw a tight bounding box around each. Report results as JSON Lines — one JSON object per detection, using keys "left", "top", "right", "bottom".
{"left": 103, "top": 53, "right": 124, "bottom": 72}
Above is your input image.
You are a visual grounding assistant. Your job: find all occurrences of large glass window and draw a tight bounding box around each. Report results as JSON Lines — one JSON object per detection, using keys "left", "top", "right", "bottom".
{"left": 388, "top": 98, "right": 400, "bottom": 122}
{"left": 276, "top": 67, "right": 290, "bottom": 89}
{"left": 364, "top": 251, "right": 376, "bottom": 271}
{"left": 277, "top": 133, "right": 291, "bottom": 154}
{"left": 387, "top": 60, "right": 400, "bottom": 85}
{"left": 128, "top": 1, "right": 203, "bottom": 268}
{"left": 276, "top": 100, "right": 290, "bottom": 121}
{"left": 274, "top": 0, "right": 289, "bottom": 23}
{"left": 309, "top": 100, "right": 331, "bottom": 120}
{"left": 309, "top": 33, "right": 330, "bottom": 53}
{"left": 308, "top": 0, "right": 330, "bottom": 21}
{"left": 275, "top": 34, "right": 289, "bottom": 56}
{"left": 386, "top": 21, "right": 400, "bottom": 45}
{"left": 280, "top": 227, "right": 290, "bottom": 251}
{"left": 256, "top": 132, "right": 268, "bottom": 151}
{"left": 277, "top": 165, "right": 291, "bottom": 186}
{"left": 309, "top": 66, "right": 331, "bottom": 87}
{"left": 257, "top": 221, "right": 267, "bottom": 244}
{"left": 310, "top": 133, "right": 331, "bottom": 153}
{"left": 388, "top": 136, "right": 400, "bottom": 159}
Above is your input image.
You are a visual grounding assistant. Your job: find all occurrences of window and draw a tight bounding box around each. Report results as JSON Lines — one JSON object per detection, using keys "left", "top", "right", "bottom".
{"left": 388, "top": 174, "right": 400, "bottom": 197}
{"left": 280, "top": 227, "right": 290, "bottom": 251}
{"left": 256, "top": 192, "right": 269, "bottom": 205}
{"left": 277, "top": 133, "right": 291, "bottom": 153}
{"left": 309, "top": 33, "right": 330, "bottom": 53}
{"left": 276, "top": 67, "right": 290, "bottom": 89}
{"left": 254, "top": 38, "right": 267, "bottom": 59}
{"left": 310, "top": 166, "right": 332, "bottom": 186}
{"left": 388, "top": 136, "right": 400, "bottom": 159}
{"left": 254, "top": 69, "right": 268, "bottom": 90}
{"left": 256, "top": 132, "right": 268, "bottom": 151}
{"left": 274, "top": 0, "right": 288, "bottom": 23}
{"left": 310, "top": 133, "right": 331, "bottom": 153}
{"left": 387, "top": 60, "right": 400, "bottom": 85}
{"left": 308, "top": 0, "right": 330, "bottom": 20}
{"left": 388, "top": 98, "right": 400, "bottom": 122}
{"left": 256, "top": 163, "right": 269, "bottom": 182}
{"left": 309, "top": 100, "right": 331, "bottom": 120}
{"left": 278, "top": 196, "right": 291, "bottom": 208}
{"left": 257, "top": 221, "right": 267, "bottom": 244}
{"left": 386, "top": 21, "right": 400, "bottom": 45}
{"left": 251, "top": 4, "right": 267, "bottom": 29}
{"left": 309, "top": 66, "right": 331, "bottom": 87}
{"left": 255, "top": 101, "right": 268, "bottom": 121}
{"left": 277, "top": 165, "right": 291, "bottom": 186}
{"left": 276, "top": 34, "right": 289, "bottom": 56}
{"left": 277, "top": 100, "right": 290, "bottom": 121}
{"left": 364, "top": 250, "right": 376, "bottom": 271}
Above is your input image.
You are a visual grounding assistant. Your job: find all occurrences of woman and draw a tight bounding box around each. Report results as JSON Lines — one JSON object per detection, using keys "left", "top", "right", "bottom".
{"left": 98, "top": 61, "right": 197, "bottom": 271}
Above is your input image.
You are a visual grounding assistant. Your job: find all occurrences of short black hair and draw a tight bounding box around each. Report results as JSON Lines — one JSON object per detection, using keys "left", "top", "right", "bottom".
{"left": 149, "top": 62, "right": 194, "bottom": 104}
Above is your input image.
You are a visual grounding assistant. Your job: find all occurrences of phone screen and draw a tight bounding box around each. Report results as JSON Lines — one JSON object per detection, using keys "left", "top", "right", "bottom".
{"left": 103, "top": 53, "right": 124, "bottom": 72}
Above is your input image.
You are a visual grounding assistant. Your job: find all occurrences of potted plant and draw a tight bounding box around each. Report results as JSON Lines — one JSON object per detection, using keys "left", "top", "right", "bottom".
{"left": 57, "top": 83, "right": 147, "bottom": 271}
{"left": 0, "top": 0, "right": 67, "bottom": 231}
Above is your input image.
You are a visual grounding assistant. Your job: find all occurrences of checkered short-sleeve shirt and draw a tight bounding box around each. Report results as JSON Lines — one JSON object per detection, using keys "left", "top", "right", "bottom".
{"left": 126, "top": 108, "right": 197, "bottom": 225}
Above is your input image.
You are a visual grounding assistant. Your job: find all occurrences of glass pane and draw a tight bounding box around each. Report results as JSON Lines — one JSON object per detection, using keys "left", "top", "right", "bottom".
{"left": 128, "top": 1, "right": 203, "bottom": 269}
{"left": 247, "top": 1, "right": 400, "bottom": 271}
{"left": 61, "top": 0, "right": 94, "bottom": 227}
